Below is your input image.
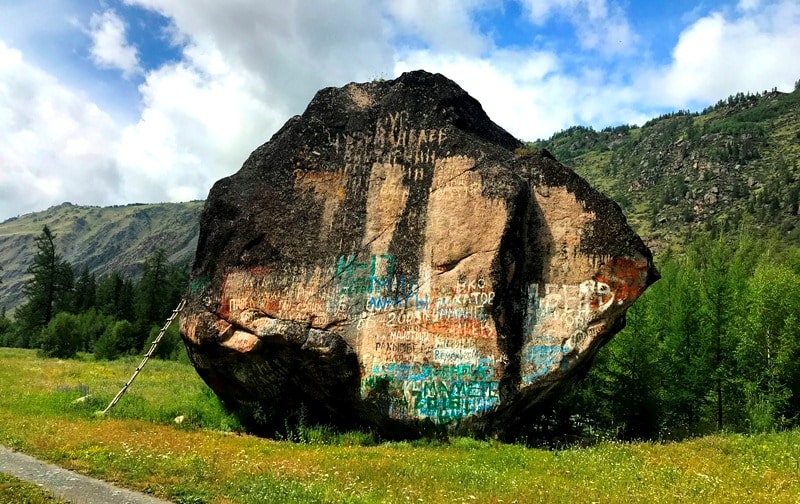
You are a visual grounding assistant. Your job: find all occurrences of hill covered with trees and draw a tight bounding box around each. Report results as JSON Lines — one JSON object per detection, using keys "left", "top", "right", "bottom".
{"left": 0, "top": 224, "right": 189, "bottom": 361}
{"left": 531, "top": 81, "right": 800, "bottom": 253}
{"left": 0, "top": 201, "right": 202, "bottom": 313}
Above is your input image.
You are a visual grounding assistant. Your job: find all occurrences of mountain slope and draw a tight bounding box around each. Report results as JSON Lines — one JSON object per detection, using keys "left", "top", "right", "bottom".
{"left": 531, "top": 83, "right": 800, "bottom": 253}
{"left": 0, "top": 201, "right": 203, "bottom": 312}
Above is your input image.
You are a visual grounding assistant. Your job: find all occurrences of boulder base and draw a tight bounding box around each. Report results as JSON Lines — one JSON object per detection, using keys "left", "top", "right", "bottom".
{"left": 181, "top": 70, "right": 658, "bottom": 437}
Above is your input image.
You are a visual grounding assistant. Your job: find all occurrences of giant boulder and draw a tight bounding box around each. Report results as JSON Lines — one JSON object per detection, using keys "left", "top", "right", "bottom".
{"left": 181, "top": 70, "right": 658, "bottom": 438}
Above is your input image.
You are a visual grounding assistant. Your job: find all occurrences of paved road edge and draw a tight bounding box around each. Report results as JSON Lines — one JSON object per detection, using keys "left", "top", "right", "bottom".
{"left": 0, "top": 445, "right": 172, "bottom": 504}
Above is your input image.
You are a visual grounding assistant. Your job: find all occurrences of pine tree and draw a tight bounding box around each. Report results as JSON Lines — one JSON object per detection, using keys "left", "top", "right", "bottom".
{"left": 598, "top": 294, "right": 662, "bottom": 439}
{"left": 73, "top": 266, "right": 97, "bottom": 313}
{"left": 133, "top": 249, "right": 186, "bottom": 337}
{"left": 17, "top": 226, "right": 74, "bottom": 335}
{"left": 0, "top": 306, "right": 12, "bottom": 347}
{"left": 96, "top": 272, "right": 135, "bottom": 322}
{"left": 134, "top": 249, "right": 170, "bottom": 331}
{"left": 689, "top": 235, "right": 742, "bottom": 431}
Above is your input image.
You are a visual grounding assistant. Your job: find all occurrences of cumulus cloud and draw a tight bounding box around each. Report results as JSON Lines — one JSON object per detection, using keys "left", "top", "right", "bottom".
{"left": 0, "top": 41, "right": 122, "bottom": 220}
{"left": 105, "top": 0, "right": 398, "bottom": 204}
{"left": 642, "top": 0, "right": 800, "bottom": 106}
{"left": 88, "top": 9, "right": 142, "bottom": 78}
{"left": 385, "top": 0, "right": 495, "bottom": 55}
{"left": 395, "top": 49, "right": 651, "bottom": 140}
{"left": 125, "top": 0, "right": 394, "bottom": 112}
{"left": 115, "top": 39, "right": 281, "bottom": 203}
{"left": 519, "top": 0, "right": 638, "bottom": 55}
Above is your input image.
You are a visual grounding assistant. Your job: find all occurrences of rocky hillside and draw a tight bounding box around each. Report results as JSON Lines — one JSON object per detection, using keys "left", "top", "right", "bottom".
{"left": 531, "top": 82, "right": 800, "bottom": 253}
{"left": 0, "top": 201, "right": 203, "bottom": 312}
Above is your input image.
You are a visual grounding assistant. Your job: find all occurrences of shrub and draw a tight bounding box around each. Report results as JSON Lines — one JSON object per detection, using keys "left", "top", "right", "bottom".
{"left": 38, "top": 312, "right": 81, "bottom": 359}
{"left": 94, "top": 320, "right": 138, "bottom": 360}
{"left": 75, "top": 309, "right": 113, "bottom": 352}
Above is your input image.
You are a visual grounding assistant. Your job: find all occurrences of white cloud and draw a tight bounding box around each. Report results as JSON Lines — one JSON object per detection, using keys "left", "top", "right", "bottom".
{"left": 104, "top": 0, "right": 401, "bottom": 204}
{"left": 115, "top": 39, "right": 281, "bottom": 203}
{"left": 88, "top": 9, "right": 142, "bottom": 78}
{"left": 124, "top": 0, "right": 394, "bottom": 111}
{"left": 395, "top": 49, "right": 650, "bottom": 140}
{"left": 519, "top": 0, "right": 637, "bottom": 55}
{"left": 0, "top": 41, "right": 122, "bottom": 220}
{"left": 643, "top": 0, "right": 800, "bottom": 106}
{"left": 738, "top": 0, "right": 762, "bottom": 12}
{"left": 385, "top": 0, "right": 495, "bottom": 55}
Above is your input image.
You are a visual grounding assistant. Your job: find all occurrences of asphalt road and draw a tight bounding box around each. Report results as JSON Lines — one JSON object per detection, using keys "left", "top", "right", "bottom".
{"left": 0, "top": 445, "right": 172, "bottom": 504}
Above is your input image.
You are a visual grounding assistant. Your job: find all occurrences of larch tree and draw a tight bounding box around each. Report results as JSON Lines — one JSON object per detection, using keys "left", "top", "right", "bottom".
{"left": 17, "top": 225, "right": 74, "bottom": 335}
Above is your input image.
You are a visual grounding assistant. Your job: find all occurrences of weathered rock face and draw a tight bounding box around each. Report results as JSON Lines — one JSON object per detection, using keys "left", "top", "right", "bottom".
{"left": 181, "top": 70, "right": 658, "bottom": 437}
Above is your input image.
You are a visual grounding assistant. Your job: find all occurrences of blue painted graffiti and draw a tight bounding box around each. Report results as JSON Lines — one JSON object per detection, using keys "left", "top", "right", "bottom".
{"left": 363, "top": 361, "right": 499, "bottom": 422}
{"left": 522, "top": 344, "right": 571, "bottom": 383}
{"left": 336, "top": 254, "right": 395, "bottom": 294}
{"left": 189, "top": 276, "right": 210, "bottom": 295}
{"left": 336, "top": 254, "right": 431, "bottom": 311}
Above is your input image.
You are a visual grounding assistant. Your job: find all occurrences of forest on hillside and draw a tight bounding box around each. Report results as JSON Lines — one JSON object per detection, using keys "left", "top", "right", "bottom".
{"left": 532, "top": 80, "right": 800, "bottom": 253}
{"left": 0, "top": 226, "right": 187, "bottom": 362}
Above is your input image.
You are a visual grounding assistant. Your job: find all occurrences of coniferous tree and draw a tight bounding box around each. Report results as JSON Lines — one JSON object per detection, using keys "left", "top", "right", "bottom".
{"left": 17, "top": 226, "right": 74, "bottom": 339}
{"left": 689, "top": 235, "right": 742, "bottom": 431}
{"left": 96, "top": 272, "right": 135, "bottom": 322}
{"left": 657, "top": 255, "right": 710, "bottom": 436}
{"left": 73, "top": 266, "right": 97, "bottom": 313}
{"left": 596, "top": 294, "right": 662, "bottom": 439}
{"left": 134, "top": 249, "right": 170, "bottom": 331}
{"left": 0, "top": 306, "right": 12, "bottom": 347}
{"left": 133, "top": 249, "right": 186, "bottom": 349}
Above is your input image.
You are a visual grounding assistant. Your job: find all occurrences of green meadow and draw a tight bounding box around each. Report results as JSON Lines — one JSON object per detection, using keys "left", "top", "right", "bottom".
{"left": 1, "top": 347, "right": 798, "bottom": 503}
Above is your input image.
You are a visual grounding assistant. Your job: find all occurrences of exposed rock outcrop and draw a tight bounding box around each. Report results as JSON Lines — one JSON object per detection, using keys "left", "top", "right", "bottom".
{"left": 181, "top": 70, "right": 658, "bottom": 438}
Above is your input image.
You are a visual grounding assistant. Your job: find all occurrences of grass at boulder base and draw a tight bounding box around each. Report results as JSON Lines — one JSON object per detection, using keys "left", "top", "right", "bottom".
{"left": 0, "top": 348, "right": 798, "bottom": 503}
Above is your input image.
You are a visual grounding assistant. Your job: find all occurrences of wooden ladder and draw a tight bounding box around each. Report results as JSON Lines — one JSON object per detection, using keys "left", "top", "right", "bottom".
{"left": 101, "top": 298, "right": 187, "bottom": 415}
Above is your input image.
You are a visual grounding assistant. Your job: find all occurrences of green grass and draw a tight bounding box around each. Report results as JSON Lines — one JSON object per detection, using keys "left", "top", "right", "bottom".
{"left": 0, "top": 473, "right": 70, "bottom": 503}
{"left": 1, "top": 348, "right": 799, "bottom": 503}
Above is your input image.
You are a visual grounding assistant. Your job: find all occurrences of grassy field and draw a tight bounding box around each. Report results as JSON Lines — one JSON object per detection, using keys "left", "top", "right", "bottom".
{"left": 1, "top": 347, "right": 799, "bottom": 503}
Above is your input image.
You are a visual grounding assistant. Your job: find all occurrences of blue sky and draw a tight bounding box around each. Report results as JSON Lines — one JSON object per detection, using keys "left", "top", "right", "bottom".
{"left": 1, "top": 0, "right": 799, "bottom": 221}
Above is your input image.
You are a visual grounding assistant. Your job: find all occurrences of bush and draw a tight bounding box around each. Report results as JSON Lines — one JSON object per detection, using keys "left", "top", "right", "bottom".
{"left": 94, "top": 320, "right": 138, "bottom": 360}
{"left": 0, "top": 312, "right": 13, "bottom": 348}
{"left": 142, "top": 323, "right": 189, "bottom": 362}
{"left": 75, "top": 309, "right": 113, "bottom": 352}
{"left": 38, "top": 312, "right": 81, "bottom": 358}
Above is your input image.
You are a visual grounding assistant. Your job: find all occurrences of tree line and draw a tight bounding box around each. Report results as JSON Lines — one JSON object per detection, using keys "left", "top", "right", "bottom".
{"left": 542, "top": 230, "right": 800, "bottom": 440}
{"left": 2, "top": 225, "right": 799, "bottom": 441}
{"left": 0, "top": 225, "right": 187, "bottom": 361}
